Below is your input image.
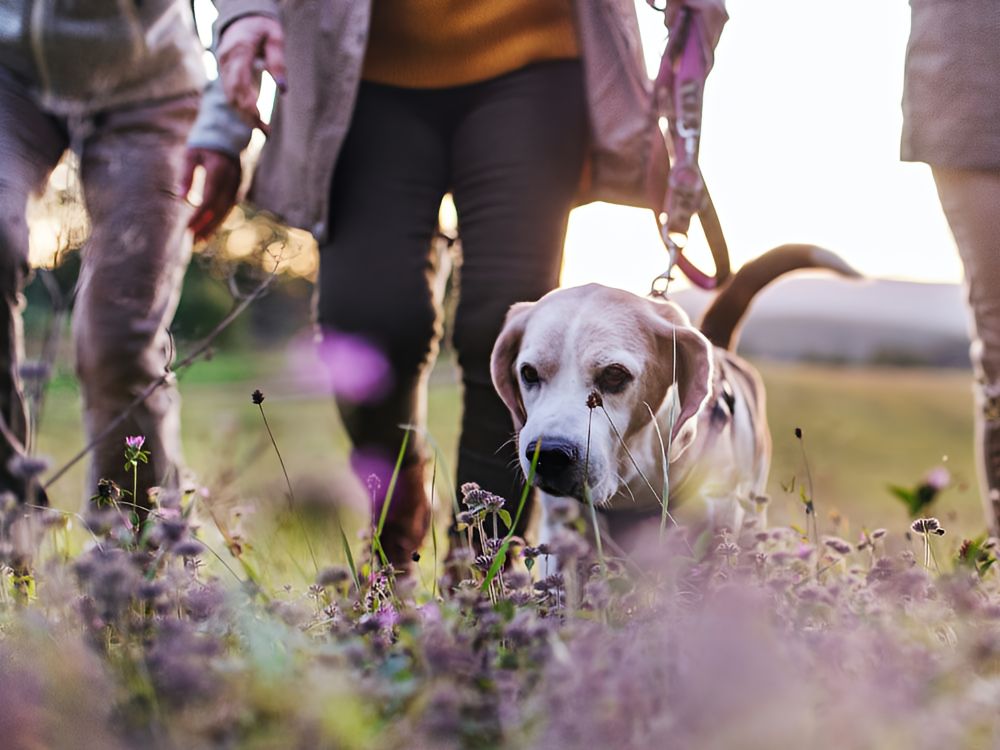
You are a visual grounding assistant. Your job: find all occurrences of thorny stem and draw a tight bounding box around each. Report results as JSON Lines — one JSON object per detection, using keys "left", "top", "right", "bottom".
{"left": 598, "top": 405, "right": 692, "bottom": 555}
{"left": 257, "top": 402, "right": 319, "bottom": 575}
{"left": 430, "top": 456, "right": 439, "bottom": 599}
{"left": 44, "top": 266, "right": 278, "bottom": 490}
{"left": 584, "top": 409, "right": 607, "bottom": 575}
{"left": 796, "top": 429, "right": 818, "bottom": 545}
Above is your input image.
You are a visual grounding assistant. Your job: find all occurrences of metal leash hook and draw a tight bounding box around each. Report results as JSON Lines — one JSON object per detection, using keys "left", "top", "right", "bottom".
{"left": 649, "top": 227, "right": 684, "bottom": 299}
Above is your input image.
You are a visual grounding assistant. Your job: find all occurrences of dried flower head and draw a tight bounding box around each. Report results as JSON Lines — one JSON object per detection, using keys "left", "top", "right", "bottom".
{"left": 7, "top": 454, "right": 50, "bottom": 480}
{"left": 460, "top": 482, "right": 504, "bottom": 511}
{"left": 251, "top": 389, "right": 265, "bottom": 405}
{"left": 716, "top": 542, "right": 740, "bottom": 557}
{"left": 316, "top": 566, "right": 352, "bottom": 587}
{"left": 824, "top": 537, "right": 853, "bottom": 556}
{"left": 911, "top": 517, "right": 945, "bottom": 535}
{"left": 172, "top": 539, "right": 205, "bottom": 558}
{"left": 586, "top": 391, "right": 603, "bottom": 410}
{"left": 96, "top": 478, "right": 122, "bottom": 502}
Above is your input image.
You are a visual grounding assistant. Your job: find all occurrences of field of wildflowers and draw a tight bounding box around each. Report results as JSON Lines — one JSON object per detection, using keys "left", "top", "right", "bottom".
{"left": 3, "top": 396, "right": 1000, "bottom": 750}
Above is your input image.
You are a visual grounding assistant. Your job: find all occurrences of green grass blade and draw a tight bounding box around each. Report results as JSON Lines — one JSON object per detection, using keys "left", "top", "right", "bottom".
{"left": 373, "top": 429, "right": 411, "bottom": 569}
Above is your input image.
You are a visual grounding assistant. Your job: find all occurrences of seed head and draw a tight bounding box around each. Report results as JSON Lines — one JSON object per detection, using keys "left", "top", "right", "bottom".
{"left": 7, "top": 454, "right": 50, "bottom": 479}
{"left": 172, "top": 539, "right": 205, "bottom": 558}
{"left": 794, "top": 427, "right": 803, "bottom": 439}
{"left": 251, "top": 389, "right": 265, "bottom": 405}
{"left": 316, "top": 566, "right": 352, "bottom": 587}
{"left": 586, "top": 391, "right": 603, "bottom": 410}
{"left": 96, "top": 478, "right": 122, "bottom": 501}
{"left": 716, "top": 542, "right": 740, "bottom": 557}
{"left": 911, "top": 517, "right": 945, "bottom": 535}
{"left": 824, "top": 537, "right": 853, "bottom": 556}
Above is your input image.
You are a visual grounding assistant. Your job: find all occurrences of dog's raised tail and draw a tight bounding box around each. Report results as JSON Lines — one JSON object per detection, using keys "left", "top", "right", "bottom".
{"left": 699, "top": 244, "right": 862, "bottom": 351}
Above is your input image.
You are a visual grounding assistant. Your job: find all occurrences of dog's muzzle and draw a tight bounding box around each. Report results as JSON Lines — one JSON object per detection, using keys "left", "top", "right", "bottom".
{"left": 525, "top": 438, "right": 586, "bottom": 498}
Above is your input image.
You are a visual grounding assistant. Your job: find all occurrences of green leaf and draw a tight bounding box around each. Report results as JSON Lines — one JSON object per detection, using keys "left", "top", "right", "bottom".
{"left": 497, "top": 509, "right": 512, "bottom": 529}
{"left": 480, "top": 542, "right": 509, "bottom": 590}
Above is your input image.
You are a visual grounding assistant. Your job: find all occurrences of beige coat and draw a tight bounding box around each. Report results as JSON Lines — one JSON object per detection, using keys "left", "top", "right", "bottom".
{"left": 0, "top": 0, "right": 204, "bottom": 115}
{"left": 189, "top": 0, "right": 670, "bottom": 242}
{"left": 901, "top": 0, "right": 1000, "bottom": 169}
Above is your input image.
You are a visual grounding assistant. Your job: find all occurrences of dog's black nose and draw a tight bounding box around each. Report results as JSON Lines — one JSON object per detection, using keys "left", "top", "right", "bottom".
{"left": 525, "top": 439, "right": 582, "bottom": 495}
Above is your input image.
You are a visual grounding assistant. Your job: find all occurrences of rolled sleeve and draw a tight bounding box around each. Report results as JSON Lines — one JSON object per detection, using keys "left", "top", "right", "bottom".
{"left": 186, "top": 76, "right": 254, "bottom": 156}
{"left": 214, "top": 0, "right": 280, "bottom": 35}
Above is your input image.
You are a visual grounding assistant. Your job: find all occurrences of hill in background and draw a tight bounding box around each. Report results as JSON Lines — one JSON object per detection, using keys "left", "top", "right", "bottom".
{"left": 673, "top": 277, "right": 972, "bottom": 367}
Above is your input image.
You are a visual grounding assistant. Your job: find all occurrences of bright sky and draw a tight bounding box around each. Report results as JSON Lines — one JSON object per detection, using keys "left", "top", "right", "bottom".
{"left": 566, "top": 0, "right": 959, "bottom": 294}
{"left": 33, "top": 1, "right": 958, "bottom": 290}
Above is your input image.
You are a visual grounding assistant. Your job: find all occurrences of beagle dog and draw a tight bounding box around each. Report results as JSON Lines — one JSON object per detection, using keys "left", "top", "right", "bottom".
{"left": 490, "top": 245, "right": 859, "bottom": 545}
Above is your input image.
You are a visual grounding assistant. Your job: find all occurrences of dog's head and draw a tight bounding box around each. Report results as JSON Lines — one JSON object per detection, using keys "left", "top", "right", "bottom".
{"left": 491, "top": 284, "right": 714, "bottom": 506}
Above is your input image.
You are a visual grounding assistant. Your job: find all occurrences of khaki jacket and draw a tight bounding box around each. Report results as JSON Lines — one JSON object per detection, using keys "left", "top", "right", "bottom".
{"left": 189, "top": 0, "right": 670, "bottom": 243}
{"left": 901, "top": 0, "right": 1000, "bottom": 169}
{"left": 0, "top": 0, "right": 205, "bottom": 115}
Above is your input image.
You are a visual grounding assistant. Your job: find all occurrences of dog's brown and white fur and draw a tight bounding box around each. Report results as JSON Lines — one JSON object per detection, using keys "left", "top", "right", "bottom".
{"left": 491, "top": 245, "right": 859, "bottom": 544}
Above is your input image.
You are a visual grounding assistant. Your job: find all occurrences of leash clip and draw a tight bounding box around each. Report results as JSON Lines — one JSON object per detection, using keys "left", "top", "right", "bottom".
{"left": 650, "top": 230, "right": 684, "bottom": 298}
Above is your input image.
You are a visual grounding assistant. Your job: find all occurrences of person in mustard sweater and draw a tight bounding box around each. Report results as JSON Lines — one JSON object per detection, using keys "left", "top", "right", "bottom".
{"left": 185, "top": 1, "right": 727, "bottom": 570}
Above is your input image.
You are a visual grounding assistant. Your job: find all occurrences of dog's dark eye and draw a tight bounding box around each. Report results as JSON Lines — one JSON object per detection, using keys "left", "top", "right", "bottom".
{"left": 520, "top": 363, "right": 540, "bottom": 386}
{"left": 596, "top": 364, "right": 633, "bottom": 394}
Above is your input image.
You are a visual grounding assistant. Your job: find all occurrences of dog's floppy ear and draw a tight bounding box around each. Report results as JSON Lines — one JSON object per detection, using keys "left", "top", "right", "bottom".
{"left": 490, "top": 302, "right": 535, "bottom": 430}
{"left": 644, "top": 301, "right": 715, "bottom": 455}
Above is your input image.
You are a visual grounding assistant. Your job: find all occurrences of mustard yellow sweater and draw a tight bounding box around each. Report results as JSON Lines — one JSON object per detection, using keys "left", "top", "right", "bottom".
{"left": 362, "top": 0, "right": 580, "bottom": 88}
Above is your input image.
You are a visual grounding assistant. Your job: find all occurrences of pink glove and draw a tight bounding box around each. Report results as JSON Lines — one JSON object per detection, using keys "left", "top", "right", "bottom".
{"left": 217, "top": 15, "right": 287, "bottom": 130}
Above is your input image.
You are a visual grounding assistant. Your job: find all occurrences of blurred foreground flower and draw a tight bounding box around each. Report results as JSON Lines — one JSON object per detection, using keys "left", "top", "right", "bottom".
{"left": 888, "top": 466, "right": 951, "bottom": 517}
{"left": 286, "top": 331, "right": 393, "bottom": 403}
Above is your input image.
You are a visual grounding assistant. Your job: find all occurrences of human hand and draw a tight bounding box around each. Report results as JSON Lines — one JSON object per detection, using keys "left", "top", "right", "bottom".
{"left": 217, "top": 15, "right": 287, "bottom": 129}
{"left": 180, "top": 148, "right": 242, "bottom": 240}
{"left": 665, "top": 0, "right": 728, "bottom": 66}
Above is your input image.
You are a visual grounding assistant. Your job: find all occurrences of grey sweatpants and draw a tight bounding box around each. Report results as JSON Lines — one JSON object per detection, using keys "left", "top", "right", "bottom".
{"left": 933, "top": 167, "right": 1000, "bottom": 532}
{"left": 0, "top": 66, "right": 195, "bottom": 504}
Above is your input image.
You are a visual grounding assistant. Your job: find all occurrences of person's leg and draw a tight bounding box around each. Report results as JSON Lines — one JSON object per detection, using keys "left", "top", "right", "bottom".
{"left": 0, "top": 68, "right": 68, "bottom": 502}
{"left": 932, "top": 166, "right": 1000, "bottom": 533}
{"left": 317, "top": 82, "right": 451, "bottom": 566}
{"left": 73, "top": 94, "right": 198, "bottom": 504}
{"left": 449, "top": 61, "right": 588, "bottom": 535}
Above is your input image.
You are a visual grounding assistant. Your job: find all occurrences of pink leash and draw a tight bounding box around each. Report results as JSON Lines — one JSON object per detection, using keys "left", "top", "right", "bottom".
{"left": 649, "top": 2, "right": 731, "bottom": 295}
